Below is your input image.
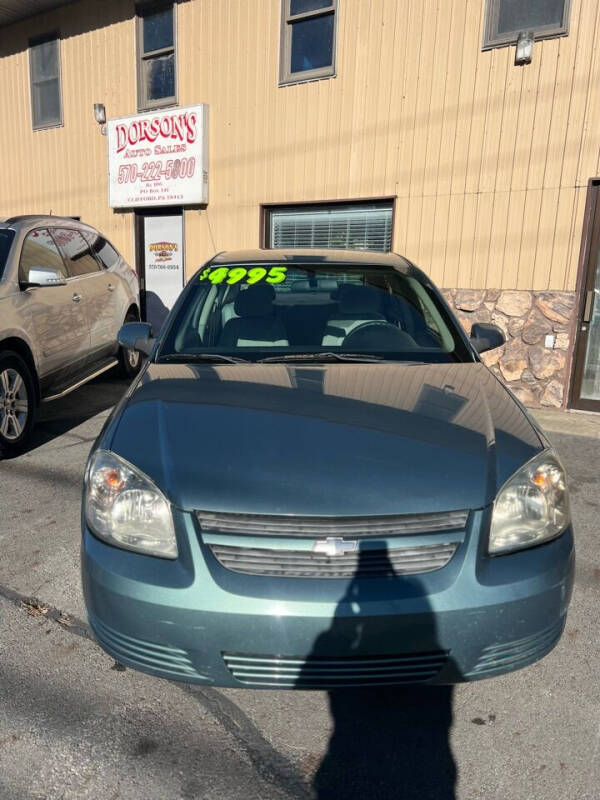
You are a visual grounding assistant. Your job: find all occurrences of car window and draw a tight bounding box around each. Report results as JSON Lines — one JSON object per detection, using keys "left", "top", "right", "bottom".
{"left": 51, "top": 228, "right": 101, "bottom": 277}
{"left": 81, "top": 230, "right": 120, "bottom": 269}
{"left": 19, "top": 228, "right": 68, "bottom": 283}
{"left": 0, "top": 230, "right": 15, "bottom": 280}
{"left": 159, "top": 263, "right": 471, "bottom": 364}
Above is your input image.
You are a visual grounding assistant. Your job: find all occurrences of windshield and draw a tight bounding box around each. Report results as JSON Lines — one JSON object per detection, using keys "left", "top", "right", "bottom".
{"left": 158, "top": 263, "right": 472, "bottom": 364}
{"left": 0, "top": 230, "right": 15, "bottom": 280}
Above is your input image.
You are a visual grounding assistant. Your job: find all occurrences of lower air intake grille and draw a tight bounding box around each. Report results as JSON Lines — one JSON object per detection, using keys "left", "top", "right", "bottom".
{"left": 223, "top": 650, "right": 449, "bottom": 688}
{"left": 466, "top": 618, "right": 566, "bottom": 678}
{"left": 197, "top": 510, "right": 468, "bottom": 538}
{"left": 209, "top": 542, "right": 457, "bottom": 578}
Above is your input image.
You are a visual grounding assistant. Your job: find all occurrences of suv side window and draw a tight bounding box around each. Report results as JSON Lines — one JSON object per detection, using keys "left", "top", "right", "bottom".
{"left": 19, "top": 228, "right": 68, "bottom": 283}
{"left": 52, "top": 228, "right": 101, "bottom": 277}
{"left": 81, "top": 230, "right": 120, "bottom": 269}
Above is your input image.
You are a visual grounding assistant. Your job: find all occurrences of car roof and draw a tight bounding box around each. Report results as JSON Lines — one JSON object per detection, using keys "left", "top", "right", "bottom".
{"left": 0, "top": 215, "right": 93, "bottom": 230}
{"left": 210, "top": 248, "right": 413, "bottom": 270}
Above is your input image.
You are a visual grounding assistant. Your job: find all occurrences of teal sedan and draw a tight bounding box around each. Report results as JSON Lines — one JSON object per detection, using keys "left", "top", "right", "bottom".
{"left": 81, "top": 250, "right": 574, "bottom": 688}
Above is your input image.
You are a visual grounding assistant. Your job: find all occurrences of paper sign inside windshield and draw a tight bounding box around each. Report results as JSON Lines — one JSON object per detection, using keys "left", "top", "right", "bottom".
{"left": 199, "top": 266, "right": 287, "bottom": 285}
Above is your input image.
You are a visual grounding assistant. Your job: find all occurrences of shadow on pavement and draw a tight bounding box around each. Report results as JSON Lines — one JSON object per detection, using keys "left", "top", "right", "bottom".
{"left": 14, "top": 371, "right": 130, "bottom": 457}
{"left": 306, "top": 543, "right": 457, "bottom": 800}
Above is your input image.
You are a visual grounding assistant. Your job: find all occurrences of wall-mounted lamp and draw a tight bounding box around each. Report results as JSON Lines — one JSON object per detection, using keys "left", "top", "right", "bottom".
{"left": 93, "top": 102, "right": 107, "bottom": 134}
{"left": 515, "top": 31, "right": 534, "bottom": 65}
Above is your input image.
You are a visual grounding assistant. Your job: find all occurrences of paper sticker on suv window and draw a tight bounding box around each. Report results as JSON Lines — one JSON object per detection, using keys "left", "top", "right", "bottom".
{"left": 199, "top": 266, "right": 287, "bottom": 285}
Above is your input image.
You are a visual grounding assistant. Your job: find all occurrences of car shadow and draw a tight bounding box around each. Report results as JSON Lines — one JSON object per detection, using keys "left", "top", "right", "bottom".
{"left": 8, "top": 371, "right": 130, "bottom": 458}
{"left": 305, "top": 542, "right": 457, "bottom": 800}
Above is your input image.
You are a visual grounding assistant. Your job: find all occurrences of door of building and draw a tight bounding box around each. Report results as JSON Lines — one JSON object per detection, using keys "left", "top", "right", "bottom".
{"left": 135, "top": 208, "right": 185, "bottom": 333}
{"left": 571, "top": 184, "right": 600, "bottom": 411}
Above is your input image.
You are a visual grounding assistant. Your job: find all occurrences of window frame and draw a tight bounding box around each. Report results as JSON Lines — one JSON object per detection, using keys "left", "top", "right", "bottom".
{"left": 279, "top": 0, "right": 338, "bottom": 87}
{"left": 28, "top": 32, "right": 63, "bottom": 131}
{"left": 136, "top": 0, "right": 178, "bottom": 112}
{"left": 482, "top": 0, "right": 572, "bottom": 50}
{"left": 261, "top": 198, "right": 396, "bottom": 253}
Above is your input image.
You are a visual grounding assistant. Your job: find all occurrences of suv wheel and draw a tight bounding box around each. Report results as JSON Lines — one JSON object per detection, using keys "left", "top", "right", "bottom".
{"left": 0, "top": 351, "right": 36, "bottom": 457}
{"left": 118, "top": 312, "right": 143, "bottom": 378}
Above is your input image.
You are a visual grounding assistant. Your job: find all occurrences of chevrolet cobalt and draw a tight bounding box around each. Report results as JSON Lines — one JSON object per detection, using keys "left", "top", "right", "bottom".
{"left": 81, "top": 250, "right": 574, "bottom": 688}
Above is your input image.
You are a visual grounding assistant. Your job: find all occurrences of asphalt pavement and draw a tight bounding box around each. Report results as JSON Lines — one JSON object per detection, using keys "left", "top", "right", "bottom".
{"left": 0, "top": 372, "right": 598, "bottom": 800}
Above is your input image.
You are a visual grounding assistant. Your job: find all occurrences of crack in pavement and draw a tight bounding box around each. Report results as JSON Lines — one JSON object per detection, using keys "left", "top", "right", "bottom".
{"left": 0, "top": 581, "right": 311, "bottom": 800}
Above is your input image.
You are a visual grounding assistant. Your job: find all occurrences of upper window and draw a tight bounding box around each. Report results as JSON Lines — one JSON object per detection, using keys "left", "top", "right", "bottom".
{"left": 265, "top": 202, "right": 394, "bottom": 252}
{"left": 483, "top": 0, "right": 571, "bottom": 49}
{"left": 137, "top": 2, "right": 177, "bottom": 110}
{"left": 51, "top": 229, "right": 101, "bottom": 277}
{"left": 19, "top": 229, "right": 67, "bottom": 283}
{"left": 29, "top": 34, "right": 62, "bottom": 130}
{"left": 279, "top": 0, "right": 337, "bottom": 85}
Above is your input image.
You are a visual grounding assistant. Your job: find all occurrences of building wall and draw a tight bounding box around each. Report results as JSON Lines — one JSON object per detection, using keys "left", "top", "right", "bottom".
{"left": 1, "top": 0, "right": 599, "bottom": 406}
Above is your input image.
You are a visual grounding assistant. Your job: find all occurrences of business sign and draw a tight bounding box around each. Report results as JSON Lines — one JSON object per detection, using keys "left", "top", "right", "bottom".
{"left": 107, "top": 104, "right": 208, "bottom": 208}
{"left": 143, "top": 214, "right": 185, "bottom": 330}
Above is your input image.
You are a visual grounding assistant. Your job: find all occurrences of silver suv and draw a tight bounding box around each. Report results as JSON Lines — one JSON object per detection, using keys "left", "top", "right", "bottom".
{"left": 0, "top": 215, "right": 141, "bottom": 456}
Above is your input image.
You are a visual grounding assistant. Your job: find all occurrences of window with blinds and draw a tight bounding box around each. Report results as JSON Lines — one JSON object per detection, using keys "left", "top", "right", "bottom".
{"left": 266, "top": 202, "right": 394, "bottom": 252}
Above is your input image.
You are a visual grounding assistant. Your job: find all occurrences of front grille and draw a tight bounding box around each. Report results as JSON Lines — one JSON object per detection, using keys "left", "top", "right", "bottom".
{"left": 209, "top": 541, "right": 457, "bottom": 578}
{"left": 223, "top": 650, "right": 449, "bottom": 688}
{"left": 197, "top": 509, "right": 468, "bottom": 538}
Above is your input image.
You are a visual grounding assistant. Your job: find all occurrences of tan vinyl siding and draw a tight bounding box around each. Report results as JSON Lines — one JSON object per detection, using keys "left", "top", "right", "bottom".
{"left": 1, "top": 0, "right": 599, "bottom": 290}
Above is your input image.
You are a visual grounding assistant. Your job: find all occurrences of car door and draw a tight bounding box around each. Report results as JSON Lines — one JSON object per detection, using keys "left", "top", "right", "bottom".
{"left": 81, "top": 229, "right": 128, "bottom": 352}
{"left": 51, "top": 227, "right": 115, "bottom": 364}
{"left": 18, "top": 228, "right": 89, "bottom": 387}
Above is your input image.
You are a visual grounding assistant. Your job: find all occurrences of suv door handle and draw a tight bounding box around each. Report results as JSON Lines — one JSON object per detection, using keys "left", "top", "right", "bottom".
{"left": 72, "top": 292, "right": 82, "bottom": 303}
{"left": 107, "top": 283, "right": 115, "bottom": 292}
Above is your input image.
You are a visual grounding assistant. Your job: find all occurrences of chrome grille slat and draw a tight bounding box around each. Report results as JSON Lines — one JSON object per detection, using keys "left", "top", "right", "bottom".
{"left": 209, "top": 542, "right": 457, "bottom": 578}
{"left": 197, "top": 509, "right": 468, "bottom": 538}
{"left": 223, "top": 651, "right": 449, "bottom": 687}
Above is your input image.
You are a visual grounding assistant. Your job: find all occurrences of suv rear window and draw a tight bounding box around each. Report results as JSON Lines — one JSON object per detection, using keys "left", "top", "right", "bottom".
{"left": 81, "top": 230, "right": 120, "bottom": 269}
{"left": 0, "top": 230, "right": 15, "bottom": 279}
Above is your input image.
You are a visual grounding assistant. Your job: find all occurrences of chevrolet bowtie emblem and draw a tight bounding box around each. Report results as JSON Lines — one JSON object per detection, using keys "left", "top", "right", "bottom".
{"left": 312, "top": 537, "right": 358, "bottom": 557}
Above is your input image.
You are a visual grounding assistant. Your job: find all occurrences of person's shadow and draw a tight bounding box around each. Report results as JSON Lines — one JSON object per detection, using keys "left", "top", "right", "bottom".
{"left": 144, "top": 290, "right": 170, "bottom": 334}
{"left": 304, "top": 541, "right": 457, "bottom": 800}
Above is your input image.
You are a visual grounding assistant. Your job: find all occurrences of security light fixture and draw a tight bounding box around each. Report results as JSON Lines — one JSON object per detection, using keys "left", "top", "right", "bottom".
{"left": 515, "top": 31, "right": 534, "bottom": 65}
{"left": 94, "top": 102, "right": 106, "bottom": 124}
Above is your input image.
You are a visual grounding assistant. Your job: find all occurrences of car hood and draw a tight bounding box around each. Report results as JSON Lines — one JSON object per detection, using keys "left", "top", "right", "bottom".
{"left": 107, "top": 362, "right": 542, "bottom": 515}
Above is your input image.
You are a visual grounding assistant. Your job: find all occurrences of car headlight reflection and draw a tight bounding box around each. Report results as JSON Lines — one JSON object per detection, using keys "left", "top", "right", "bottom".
{"left": 85, "top": 449, "right": 177, "bottom": 558}
{"left": 489, "top": 450, "right": 570, "bottom": 555}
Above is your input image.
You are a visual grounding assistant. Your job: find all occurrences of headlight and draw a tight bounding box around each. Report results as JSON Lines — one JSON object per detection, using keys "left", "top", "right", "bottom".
{"left": 84, "top": 450, "right": 177, "bottom": 558}
{"left": 489, "top": 450, "right": 570, "bottom": 555}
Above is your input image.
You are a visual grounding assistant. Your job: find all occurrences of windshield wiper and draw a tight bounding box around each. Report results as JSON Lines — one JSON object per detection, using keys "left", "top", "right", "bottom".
{"left": 160, "top": 353, "right": 249, "bottom": 364}
{"left": 258, "top": 352, "right": 385, "bottom": 364}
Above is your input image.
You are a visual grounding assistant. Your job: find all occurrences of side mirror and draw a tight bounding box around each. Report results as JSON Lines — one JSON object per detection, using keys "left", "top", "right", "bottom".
{"left": 23, "top": 267, "right": 67, "bottom": 288}
{"left": 470, "top": 322, "right": 506, "bottom": 354}
{"left": 118, "top": 322, "right": 155, "bottom": 356}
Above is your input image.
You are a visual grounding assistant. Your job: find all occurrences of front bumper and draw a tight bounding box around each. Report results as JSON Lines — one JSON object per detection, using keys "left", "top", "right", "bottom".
{"left": 81, "top": 508, "right": 575, "bottom": 688}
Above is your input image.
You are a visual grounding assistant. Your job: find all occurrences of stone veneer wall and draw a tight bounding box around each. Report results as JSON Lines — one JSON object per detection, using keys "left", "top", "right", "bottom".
{"left": 442, "top": 289, "right": 576, "bottom": 408}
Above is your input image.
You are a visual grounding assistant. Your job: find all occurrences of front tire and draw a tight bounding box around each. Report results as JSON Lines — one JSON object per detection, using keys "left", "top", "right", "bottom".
{"left": 118, "top": 312, "right": 143, "bottom": 378}
{"left": 0, "top": 351, "right": 36, "bottom": 457}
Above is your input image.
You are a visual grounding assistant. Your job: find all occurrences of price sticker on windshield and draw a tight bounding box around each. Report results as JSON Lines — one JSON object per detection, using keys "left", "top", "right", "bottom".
{"left": 199, "top": 266, "right": 287, "bottom": 285}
